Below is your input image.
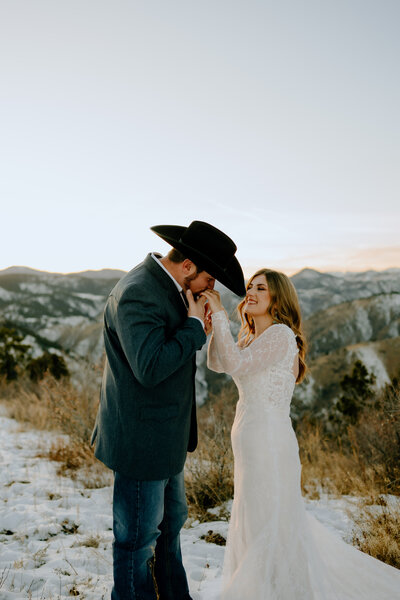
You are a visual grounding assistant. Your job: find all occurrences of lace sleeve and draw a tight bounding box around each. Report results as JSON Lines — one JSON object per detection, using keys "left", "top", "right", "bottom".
{"left": 207, "top": 311, "right": 227, "bottom": 373}
{"left": 207, "top": 310, "right": 296, "bottom": 377}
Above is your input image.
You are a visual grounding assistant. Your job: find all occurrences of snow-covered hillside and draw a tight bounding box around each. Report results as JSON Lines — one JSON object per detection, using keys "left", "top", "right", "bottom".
{"left": 306, "top": 293, "right": 400, "bottom": 358}
{"left": 0, "top": 271, "right": 119, "bottom": 365}
{"left": 292, "top": 268, "right": 400, "bottom": 318}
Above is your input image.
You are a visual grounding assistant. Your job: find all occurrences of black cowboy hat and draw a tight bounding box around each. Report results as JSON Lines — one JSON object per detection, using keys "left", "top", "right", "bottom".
{"left": 150, "top": 220, "right": 246, "bottom": 296}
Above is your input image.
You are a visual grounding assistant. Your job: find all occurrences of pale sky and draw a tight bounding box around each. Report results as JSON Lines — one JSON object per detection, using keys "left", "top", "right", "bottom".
{"left": 1, "top": 0, "right": 399, "bottom": 277}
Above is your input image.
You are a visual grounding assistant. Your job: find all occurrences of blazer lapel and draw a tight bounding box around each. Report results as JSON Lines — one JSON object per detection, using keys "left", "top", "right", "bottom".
{"left": 143, "top": 253, "right": 188, "bottom": 317}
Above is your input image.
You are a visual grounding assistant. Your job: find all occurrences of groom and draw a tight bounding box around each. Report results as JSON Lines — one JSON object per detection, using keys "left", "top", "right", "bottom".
{"left": 91, "top": 221, "right": 245, "bottom": 600}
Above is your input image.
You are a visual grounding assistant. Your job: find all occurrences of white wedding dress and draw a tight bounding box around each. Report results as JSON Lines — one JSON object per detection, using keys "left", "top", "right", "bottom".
{"left": 207, "top": 310, "right": 400, "bottom": 600}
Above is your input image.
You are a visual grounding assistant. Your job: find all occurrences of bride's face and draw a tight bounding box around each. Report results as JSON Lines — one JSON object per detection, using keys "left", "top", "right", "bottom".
{"left": 244, "top": 274, "right": 271, "bottom": 317}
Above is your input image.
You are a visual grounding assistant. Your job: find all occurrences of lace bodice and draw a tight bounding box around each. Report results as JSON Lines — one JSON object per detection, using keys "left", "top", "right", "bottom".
{"left": 207, "top": 310, "right": 298, "bottom": 415}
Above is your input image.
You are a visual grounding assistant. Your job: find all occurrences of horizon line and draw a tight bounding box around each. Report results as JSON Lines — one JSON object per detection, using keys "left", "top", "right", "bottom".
{"left": 1, "top": 264, "right": 399, "bottom": 278}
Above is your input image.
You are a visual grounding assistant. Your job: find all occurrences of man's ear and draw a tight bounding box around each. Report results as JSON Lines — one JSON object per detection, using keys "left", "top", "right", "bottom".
{"left": 181, "top": 259, "right": 197, "bottom": 276}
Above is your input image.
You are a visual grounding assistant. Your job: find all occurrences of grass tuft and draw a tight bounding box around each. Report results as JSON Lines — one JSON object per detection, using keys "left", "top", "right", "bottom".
{"left": 352, "top": 498, "right": 400, "bottom": 568}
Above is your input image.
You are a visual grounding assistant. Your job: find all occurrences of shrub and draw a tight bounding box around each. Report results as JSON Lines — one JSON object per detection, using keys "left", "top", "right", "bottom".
{"left": 26, "top": 352, "right": 69, "bottom": 382}
{"left": 185, "top": 383, "right": 236, "bottom": 521}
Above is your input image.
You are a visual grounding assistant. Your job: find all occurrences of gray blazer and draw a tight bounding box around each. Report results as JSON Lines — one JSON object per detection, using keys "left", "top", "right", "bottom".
{"left": 91, "top": 253, "right": 206, "bottom": 480}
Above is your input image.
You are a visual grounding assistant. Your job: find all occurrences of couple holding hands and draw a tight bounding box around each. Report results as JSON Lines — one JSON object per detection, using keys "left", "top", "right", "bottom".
{"left": 91, "top": 221, "right": 399, "bottom": 600}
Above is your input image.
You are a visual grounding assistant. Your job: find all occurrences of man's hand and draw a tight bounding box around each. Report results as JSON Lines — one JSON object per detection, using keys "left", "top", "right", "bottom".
{"left": 186, "top": 289, "right": 208, "bottom": 321}
{"left": 200, "top": 290, "right": 224, "bottom": 314}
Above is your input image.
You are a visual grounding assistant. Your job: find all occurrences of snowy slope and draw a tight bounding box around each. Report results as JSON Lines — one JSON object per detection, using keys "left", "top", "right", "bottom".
{"left": 0, "top": 413, "right": 386, "bottom": 600}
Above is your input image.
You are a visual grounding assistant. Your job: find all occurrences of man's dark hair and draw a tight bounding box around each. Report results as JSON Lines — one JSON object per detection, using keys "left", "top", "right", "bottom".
{"left": 167, "top": 248, "right": 205, "bottom": 274}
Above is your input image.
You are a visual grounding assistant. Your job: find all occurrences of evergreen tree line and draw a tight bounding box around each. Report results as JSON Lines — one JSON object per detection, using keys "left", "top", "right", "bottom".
{"left": 0, "top": 325, "right": 69, "bottom": 382}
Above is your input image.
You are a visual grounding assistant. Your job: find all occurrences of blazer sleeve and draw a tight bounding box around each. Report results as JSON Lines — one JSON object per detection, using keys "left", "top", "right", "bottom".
{"left": 111, "top": 287, "right": 207, "bottom": 388}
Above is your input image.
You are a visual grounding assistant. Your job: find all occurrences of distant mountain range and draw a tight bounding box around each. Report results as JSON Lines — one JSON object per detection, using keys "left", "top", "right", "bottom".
{"left": 0, "top": 265, "right": 399, "bottom": 415}
{"left": 0, "top": 266, "right": 127, "bottom": 279}
{"left": 291, "top": 267, "right": 400, "bottom": 317}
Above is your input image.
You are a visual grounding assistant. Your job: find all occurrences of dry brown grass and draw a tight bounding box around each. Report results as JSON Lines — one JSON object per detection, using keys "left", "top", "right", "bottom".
{"left": 200, "top": 530, "right": 226, "bottom": 546}
{"left": 0, "top": 371, "right": 98, "bottom": 440}
{"left": 36, "top": 438, "right": 94, "bottom": 478}
{"left": 297, "top": 381, "right": 400, "bottom": 499}
{"left": 352, "top": 497, "right": 400, "bottom": 568}
{"left": 298, "top": 424, "right": 387, "bottom": 499}
{"left": 185, "top": 383, "right": 236, "bottom": 521}
{"left": 288, "top": 383, "right": 400, "bottom": 567}
{"left": 76, "top": 534, "right": 101, "bottom": 548}
{"left": 0, "top": 370, "right": 110, "bottom": 485}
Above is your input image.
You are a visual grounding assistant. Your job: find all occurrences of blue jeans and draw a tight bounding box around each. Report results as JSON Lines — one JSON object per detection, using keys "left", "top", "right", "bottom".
{"left": 111, "top": 470, "right": 192, "bottom": 600}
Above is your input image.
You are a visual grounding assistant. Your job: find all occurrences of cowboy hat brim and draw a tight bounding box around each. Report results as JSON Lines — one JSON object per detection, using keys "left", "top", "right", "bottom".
{"left": 151, "top": 224, "right": 246, "bottom": 296}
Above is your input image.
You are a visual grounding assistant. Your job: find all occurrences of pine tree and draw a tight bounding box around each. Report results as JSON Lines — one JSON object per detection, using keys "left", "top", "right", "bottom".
{"left": 336, "top": 360, "right": 376, "bottom": 423}
{"left": 0, "top": 325, "right": 30, "bottom": 381}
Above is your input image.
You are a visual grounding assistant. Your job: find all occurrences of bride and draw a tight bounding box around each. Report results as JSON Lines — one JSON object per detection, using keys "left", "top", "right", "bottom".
{"left": 201, "top": 268, "right": 400, "bottom": 600}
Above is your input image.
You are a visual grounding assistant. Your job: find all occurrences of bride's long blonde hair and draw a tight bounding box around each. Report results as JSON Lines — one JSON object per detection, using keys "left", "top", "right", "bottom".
{"left": 237, "top": 268, "right": 307, "bottom": 383}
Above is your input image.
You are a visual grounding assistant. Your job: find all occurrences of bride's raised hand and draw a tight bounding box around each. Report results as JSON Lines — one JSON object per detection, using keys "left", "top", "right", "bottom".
{"left": 204, "top": 312, "right": 213, "bottom": 336}
{"left": 200, "top": 289, "right": 224, "bottom": 314}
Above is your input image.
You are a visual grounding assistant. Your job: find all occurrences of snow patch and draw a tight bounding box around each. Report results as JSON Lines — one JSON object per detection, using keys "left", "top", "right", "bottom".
{"left": 353, "top": 306, "right": 373, "bottom": 340}
{"left": 19, "top": 282, "right": 53, "bottom": 294}
{"left": 0, "top": 287, "right": 14, "bottom": 301}
{"left": 21, "top": 335, "right": 43, "bottom": 358}
{"left": 353, "top": 346, "right": 390, "bottom": 388}
{"left": 74, "top": 293, "right": 105, "bottom": 302}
